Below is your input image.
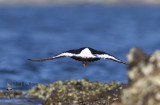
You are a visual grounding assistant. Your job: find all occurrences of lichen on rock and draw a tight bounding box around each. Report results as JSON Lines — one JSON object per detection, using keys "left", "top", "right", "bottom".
{"left": 0, "top": 90, "right": 23, "bottom": 98}
{"left": 27, "top": 79, "right": 127, "bottom": 104}
{"left": 112, "top": 48, "right": 160, "bottom": 105}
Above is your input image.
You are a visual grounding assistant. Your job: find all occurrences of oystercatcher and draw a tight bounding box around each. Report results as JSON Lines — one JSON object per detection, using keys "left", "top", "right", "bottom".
{"left": 28, "top": 47, "right": 126, "bottom": 67}
{"left": 6, "top": 82, "right": 13, "bottom": 99}
{"left": 6, "top": 82, "right": 12, "bottom": 92}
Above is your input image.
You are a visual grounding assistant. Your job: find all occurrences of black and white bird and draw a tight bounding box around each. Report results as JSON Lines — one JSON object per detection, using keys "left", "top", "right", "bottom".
{"left": 6, "top": 82, "right": 13, "bottom": 99}
{"left": 6, "top": 82, "right": 12, "bottom": 92}
{"left": 28, "top": 47, "right": 127, "bottom": 67}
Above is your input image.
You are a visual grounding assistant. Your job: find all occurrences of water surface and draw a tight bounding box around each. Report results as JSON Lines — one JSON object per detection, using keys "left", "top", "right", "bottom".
{"left": 0, "top": 6, "right": 160, "bottom": 91}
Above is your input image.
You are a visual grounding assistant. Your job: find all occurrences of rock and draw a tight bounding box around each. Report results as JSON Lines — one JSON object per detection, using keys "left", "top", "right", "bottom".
{"left": 27, "top": 79, "right": 127, "bottom": 104}
{"left": 112, "top": 48, "right": 160, "bottom": 105}
{"left": 0, "top": 90, "right": 23, "bottom": 98}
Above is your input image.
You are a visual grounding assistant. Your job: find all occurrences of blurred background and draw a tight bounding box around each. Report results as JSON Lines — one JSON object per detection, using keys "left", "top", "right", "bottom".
{"left": 0, "top": 0, "right": 160, "bottom": 91}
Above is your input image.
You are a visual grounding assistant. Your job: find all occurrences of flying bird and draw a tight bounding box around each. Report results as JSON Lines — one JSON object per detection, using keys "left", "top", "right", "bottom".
{"left": 28, "top": 47, "right": 127, "bottom": 67}
{"left": 6, "top": 81, "right": 13, "bottom": 99}
{"left": 6, "top": 82, "right": 12, "bottom": 92}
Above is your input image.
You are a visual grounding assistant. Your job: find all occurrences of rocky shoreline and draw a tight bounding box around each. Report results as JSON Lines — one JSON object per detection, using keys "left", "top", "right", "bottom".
{"left": 0, "top": 80, "right": 127, "bottom": 105}
{"left": 1, "top": 48, "right": 160, "bottom": 105}
{"left": 28, "top": 80, "right": 127, "bottom": 105}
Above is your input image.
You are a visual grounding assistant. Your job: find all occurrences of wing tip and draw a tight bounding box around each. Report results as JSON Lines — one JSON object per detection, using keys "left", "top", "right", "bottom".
{"left": 28, "top": 59, "right": 32, "bottom": 61}
{"left": 118, "top": 60, "right": 128, "bottom": 65}
{"left": 27, "top": 59, "right": 35, "bottom": 62}
{"left": 122, "top": 61, "right": 128, "bottom": 65}
{"left": 104, "top": 58, "right": 128, "bottom": 65}
{"left": 27, "top": 59, "right": 42, "bottom": 62}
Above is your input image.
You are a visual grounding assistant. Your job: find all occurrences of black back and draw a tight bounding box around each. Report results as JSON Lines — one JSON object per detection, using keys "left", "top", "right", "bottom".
{"left": 88, "top": 47, "right": 107, "bottom": 54}
{"left": 66, "top": 47, "right": 86, "bottom": 54}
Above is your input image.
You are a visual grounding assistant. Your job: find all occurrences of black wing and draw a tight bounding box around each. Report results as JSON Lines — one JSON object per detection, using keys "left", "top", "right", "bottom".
{"left": 28, "top": 52, "right": 75, "bottom": 62}
{"left": 96, "top": 53, "right": 127, "bottom": 64}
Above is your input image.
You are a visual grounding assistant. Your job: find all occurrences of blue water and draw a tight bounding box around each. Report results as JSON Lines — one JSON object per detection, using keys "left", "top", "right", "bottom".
{"left": 0, "top": 6, "right": 160, "bottom": 91}
{"left": 0, "top": 98, "right": 42, "bottom": 105}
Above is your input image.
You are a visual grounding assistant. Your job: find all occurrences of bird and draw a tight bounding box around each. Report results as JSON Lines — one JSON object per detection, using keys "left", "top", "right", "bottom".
{"left": 28, "top": 47, "right": 127, "bottom": 67}
{"left": 6, "top": 82, "right": 12, "bottom": 92}
{"left": 6, "top": 82, "right": 13, "bottom": 99}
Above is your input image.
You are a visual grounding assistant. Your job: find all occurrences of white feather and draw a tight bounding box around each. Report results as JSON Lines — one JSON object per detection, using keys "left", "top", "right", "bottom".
{"left": 96, "top": 54, "right": 121, "bottom": 62}
{"left": 75, "top": 48, "right": 97, "bottom": 58}
{"left": 52, "top": 52, "right": 75, "bottom": 58}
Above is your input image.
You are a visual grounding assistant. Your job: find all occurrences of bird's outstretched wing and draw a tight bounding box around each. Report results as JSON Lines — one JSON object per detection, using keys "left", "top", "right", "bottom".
{"left": 28, "top": 52, "right": 75, "bottom": 62}
{"left": 96, "top": 53, "right": 127, "bottom": 64}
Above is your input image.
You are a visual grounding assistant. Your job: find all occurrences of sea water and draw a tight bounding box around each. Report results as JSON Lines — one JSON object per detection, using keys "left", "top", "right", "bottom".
{"left": 0, "top": 6, "right": 160, "bottom": 91}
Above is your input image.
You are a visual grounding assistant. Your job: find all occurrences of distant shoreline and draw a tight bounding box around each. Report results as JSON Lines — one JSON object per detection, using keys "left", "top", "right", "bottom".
{"left": 0, "top": 0, "right": 160, "bottom": 6}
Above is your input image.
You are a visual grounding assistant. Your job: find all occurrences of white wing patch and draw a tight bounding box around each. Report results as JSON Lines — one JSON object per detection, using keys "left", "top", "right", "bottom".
{"left": 96, "top": 54, "right": 122, "bottom": 62}
{"left": 52, "top": 52, "right": 75, "bottom": 58}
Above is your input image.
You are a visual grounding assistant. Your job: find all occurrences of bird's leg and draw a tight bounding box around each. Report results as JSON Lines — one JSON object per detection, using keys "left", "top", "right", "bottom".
{"left": 85, "top": 61, "right": 88, "bottom": 66}
{"left": 82, "top": 61, "right": 86, "bottom": 67}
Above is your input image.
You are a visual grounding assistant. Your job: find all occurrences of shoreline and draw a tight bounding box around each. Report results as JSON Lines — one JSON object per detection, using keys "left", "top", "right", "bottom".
{"left": 0, "top": 80, "right": 127, "bottom": 104}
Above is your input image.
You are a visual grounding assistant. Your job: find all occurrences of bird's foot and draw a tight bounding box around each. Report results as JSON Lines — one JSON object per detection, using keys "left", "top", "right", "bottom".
{"left": 82, "top": 61, "right": 87, "bottom": 67}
